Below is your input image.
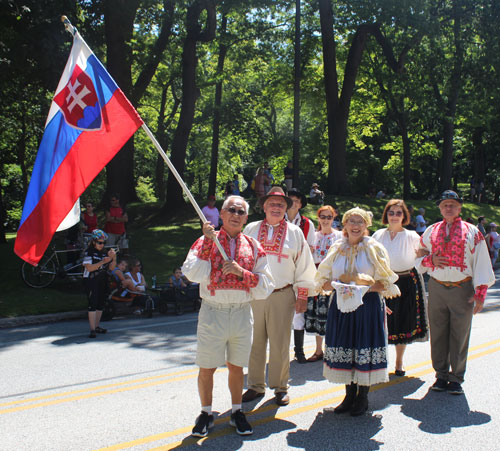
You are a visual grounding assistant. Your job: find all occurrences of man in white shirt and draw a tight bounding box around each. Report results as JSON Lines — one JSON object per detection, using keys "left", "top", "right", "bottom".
{"left": 182, "top": 196, "right": 274, "bottom": 437}
{"left": 417, "top": 190, "right": 495, "bottom": 395}
{"left": 242, "top": 187, "right": 316, "bottom": 406}
{"left": 286, "top": 188, "right": 316, "bottom": 363}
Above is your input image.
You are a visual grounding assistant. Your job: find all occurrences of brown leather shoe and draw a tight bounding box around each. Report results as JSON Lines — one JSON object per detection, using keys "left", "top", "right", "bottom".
{"left": 242, "top": 389, "right": 265, "bottom": 403}
{"left": 275, "top": 392, "right": 290, "bottom": 406}
{"left": 306, "top": 353, "right": 324, "bottom": 362}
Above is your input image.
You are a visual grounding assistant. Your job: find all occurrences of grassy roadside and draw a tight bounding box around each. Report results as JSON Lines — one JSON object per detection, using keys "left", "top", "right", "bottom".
{"left": 1, "top": 195, "right": 498, "bottom": 318}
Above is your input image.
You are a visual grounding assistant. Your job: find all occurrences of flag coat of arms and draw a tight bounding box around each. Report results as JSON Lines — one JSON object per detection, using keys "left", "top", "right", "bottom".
{"left": 15, "top": 32, "right": 143, "bottom": 265}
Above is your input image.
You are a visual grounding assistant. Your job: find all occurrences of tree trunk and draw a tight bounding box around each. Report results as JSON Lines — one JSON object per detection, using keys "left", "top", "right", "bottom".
{"left": 292, "top": 0, "right": 301, "bottom": 189}
{"left": 438, "top": 3, "right": 463, "bottom": 192}
{"left": 0, "top": 174, "right": 6, "bottom": 244}
{"left": 164, "top": 0, "right": 216, "bottom": 212}
{"left": 208, "top": 12, "right": 228, "bottom": 197}
{"left": 104, "top": 0, "right": 174, "bottom": 205}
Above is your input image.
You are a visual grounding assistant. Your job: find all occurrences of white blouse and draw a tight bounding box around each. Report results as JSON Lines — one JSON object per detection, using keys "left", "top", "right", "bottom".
{"left": 372, "top": 228, "right": 420, "bottom": 272}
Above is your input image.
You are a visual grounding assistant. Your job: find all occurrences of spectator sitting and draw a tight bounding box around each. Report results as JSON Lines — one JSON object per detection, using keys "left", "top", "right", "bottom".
{"left": 309, "top": 183, "right": 325, "bottom": 205}
{"left": 110, "top": 258, "right": 135, "bottom": 293}
{"left": 376, "top": 190, "right": 386, "bottom": 199}
{"left": 125, "top": 258, "right": 150, "bottom": 315}
{"left": 170, "top": 267, "right": 188, "bottom": 289}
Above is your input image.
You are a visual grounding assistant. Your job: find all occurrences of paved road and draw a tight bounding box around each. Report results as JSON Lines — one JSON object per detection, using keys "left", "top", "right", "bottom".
{"left": 1, "top": 269, "right": 500, "bottom": 451}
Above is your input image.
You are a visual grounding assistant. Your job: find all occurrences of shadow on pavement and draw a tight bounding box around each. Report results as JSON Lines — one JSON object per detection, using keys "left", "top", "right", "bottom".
{"left": 401, "top": 389, "right": 491, "bottom": 433}
{"left": 170, "top": 402, "right": 297, "bottom": 450}
{"left": 287, "top": 410, "right": 383, "bottom": 450}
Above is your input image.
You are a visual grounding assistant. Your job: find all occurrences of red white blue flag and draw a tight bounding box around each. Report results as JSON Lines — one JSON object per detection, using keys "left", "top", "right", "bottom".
{"left": 15, "top": 32, "right": 143, "bottom": 265}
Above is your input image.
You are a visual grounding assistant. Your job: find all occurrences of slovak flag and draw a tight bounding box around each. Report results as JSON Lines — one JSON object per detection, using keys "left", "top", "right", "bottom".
{"left": 14, "top": 31, "right": 143, "bottom": 265}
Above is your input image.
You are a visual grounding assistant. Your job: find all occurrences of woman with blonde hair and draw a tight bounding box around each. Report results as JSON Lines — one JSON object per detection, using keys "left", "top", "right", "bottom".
{"left": 316, "top": 207, "right": 399, "bottom": 416}
{"left": 305, "top": 205, "right": 342, "bottom": 361}
{"left": 373, "top": 199, "right": 428, "bottom": 377}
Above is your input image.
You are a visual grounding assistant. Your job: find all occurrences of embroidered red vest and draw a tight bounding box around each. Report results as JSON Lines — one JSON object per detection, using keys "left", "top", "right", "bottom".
{"left": 194, "top": 230, "right": 261, "bottom": 295}
{"left": 430, "top": 218, "right": 469, "bottom": 271}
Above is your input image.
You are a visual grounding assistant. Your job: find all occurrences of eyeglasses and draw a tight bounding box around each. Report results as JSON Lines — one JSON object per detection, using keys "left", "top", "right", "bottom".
{"left": 347, "top": 219, "right": 365, "bottom": 226}
{"left": 96, "top": 241, "right": 105, "bottom": 245}
{"left": 226, "top": 207, "right": 246, "bottom": 216}
{"left": 319, "top": 215, "right": 333, "bottom": 220}
{"left": 388, "top": 211, "right": 403, "bottom": 217}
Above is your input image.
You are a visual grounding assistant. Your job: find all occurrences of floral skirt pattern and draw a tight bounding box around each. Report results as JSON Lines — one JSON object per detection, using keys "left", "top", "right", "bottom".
{"left": 386, "top": 269, "right": 428, "bottom": 345}
{"left": 323, "top": 291, "right": 388, "bottom": 386}
{"left": 304, "top": 293, "right": 330, "bottom": 335}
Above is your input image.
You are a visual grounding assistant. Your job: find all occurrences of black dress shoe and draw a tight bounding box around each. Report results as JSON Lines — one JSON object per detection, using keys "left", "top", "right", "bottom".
{"left": 275, "top": 392, "right": 290, "bottom": 406}
{"left": 242, "top": 389, "right": 265, "bottom": 403}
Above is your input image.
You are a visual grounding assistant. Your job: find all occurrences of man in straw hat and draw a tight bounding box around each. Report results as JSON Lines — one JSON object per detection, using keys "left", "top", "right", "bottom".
{"left": 242, "top": 186, "right": 316, "bottom": 406}
{"left": 417, "top": 190, "right": 494, "bottom": 395}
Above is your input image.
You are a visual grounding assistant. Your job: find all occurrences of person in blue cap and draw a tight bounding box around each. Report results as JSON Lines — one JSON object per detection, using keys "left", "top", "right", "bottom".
{"left": 416, "top": 190, "right": 495, "bottom": 395}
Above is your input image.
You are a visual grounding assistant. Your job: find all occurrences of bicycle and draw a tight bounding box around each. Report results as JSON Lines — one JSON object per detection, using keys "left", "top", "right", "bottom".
{"left": 21, "top": 245, "right": 86, "bottom": 288}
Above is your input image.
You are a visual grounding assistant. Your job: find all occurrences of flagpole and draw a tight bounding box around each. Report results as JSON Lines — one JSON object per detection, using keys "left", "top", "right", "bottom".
{"left": 141, "top": 124, "right": 229, "bottom": 260}
{"left": 60, "top": 15, "right": 229, "bottom": 261}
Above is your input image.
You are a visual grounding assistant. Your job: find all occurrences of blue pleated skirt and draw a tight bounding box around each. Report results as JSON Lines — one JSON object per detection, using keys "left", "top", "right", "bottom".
{"left": 323, "top": 291, "right": 388, "bottom": 386}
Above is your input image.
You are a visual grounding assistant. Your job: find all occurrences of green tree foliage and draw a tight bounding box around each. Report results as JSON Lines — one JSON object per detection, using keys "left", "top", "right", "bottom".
{"left": 2, "top": 0, "right": 500, "bottom": 241}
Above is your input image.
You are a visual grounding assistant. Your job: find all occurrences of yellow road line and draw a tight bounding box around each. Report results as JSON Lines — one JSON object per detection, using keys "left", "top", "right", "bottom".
{"left": 93, "top": 342, "right": 500, "bottom": 451}
{"left": 3, "top": 338, "right": 500, "bottom": 417}
{"left": 0, "top": 368, "right": 198, "bottom": 408}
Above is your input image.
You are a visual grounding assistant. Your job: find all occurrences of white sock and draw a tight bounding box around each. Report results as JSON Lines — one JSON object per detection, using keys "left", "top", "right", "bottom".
{"left": 201, "top": 406, "right": 212, "bottom": 415}
{"left": 232, "top": 404, "right": 242, "bottom": 413}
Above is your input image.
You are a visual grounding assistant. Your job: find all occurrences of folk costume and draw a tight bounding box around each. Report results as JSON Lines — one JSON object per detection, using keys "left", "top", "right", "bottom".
{"left": 417, "top": 216, "right": 494, "bottom": 384}
{"left": 243, "top": 218, "right": 316, "bottom": 395}
{"left": 182, "top": 227, "right": 274, "bottom": 369}
{"left": 316, "top": 235, "right": 399, "bottom": 387}
{"left": 305, "top": 229, "right": 343, "bottom": 336}
{"left": 286, "top": 208, "right": 316, "bottom": 362}
{"left": 372, "top": 228, "right": 428, "bottom": 345}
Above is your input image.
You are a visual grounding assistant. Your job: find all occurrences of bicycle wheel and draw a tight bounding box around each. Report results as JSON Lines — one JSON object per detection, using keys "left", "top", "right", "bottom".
{"left": 21, "top": 255, "right": 57, "bottom": 288}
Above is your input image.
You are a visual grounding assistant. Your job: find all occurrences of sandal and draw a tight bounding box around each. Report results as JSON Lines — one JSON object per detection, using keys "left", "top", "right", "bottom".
{"left": 306, "top": 353, "right": 324, "bottom": 362}
{"left": 95, "top": 326, "right": 107, "bottom": 334}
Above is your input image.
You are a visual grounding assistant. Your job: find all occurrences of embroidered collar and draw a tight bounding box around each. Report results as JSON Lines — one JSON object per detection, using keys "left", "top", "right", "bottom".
{"left": 257, "top": 219, "right": 288, "bottom": 262}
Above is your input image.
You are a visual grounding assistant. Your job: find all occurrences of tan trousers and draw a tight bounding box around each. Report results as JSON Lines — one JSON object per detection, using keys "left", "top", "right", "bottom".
{"left": 428, "top": 278, "right": 474, "bottom": 384}
{"left": 247, "top": 287, "right": 296, "bottom": 394}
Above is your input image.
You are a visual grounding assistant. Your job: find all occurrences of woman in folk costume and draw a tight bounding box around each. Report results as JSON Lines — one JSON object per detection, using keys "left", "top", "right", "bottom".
{"left": 316, "top": 207, "right": 400, "bottom": 416}
{"left": 372, "top": 199, "right": 428, "bottom": 377}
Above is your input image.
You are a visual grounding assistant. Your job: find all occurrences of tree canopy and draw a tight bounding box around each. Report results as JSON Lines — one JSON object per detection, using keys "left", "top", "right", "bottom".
{"left": 1, "top": 0, "right": 499, "bottom": 236}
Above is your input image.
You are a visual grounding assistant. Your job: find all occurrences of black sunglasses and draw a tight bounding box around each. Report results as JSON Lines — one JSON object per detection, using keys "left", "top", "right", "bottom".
{"left": 96, "top": 241, "right": 105, "bottom": 245}
{"left": 226, "top": 207, "right": 246, "bottom": 216}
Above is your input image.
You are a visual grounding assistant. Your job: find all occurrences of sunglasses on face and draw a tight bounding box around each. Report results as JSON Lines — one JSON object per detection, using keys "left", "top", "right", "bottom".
{"left": 96, "top": 241, "right": 105, "bottom": 245}
{"left": 319, "top": 215, "right": 333, "bottom": 220}
{"left": 388, "top": 211, "right": 403, "bottom": 217}
{"left": 347, "top": 219, "right": 365, "bottom": 226}
{"left": 226, "top": 207, "right": 246, "bottom": 216}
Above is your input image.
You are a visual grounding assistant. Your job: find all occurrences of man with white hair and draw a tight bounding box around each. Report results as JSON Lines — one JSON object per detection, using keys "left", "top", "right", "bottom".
{"left": 182, "top": 195, "right": 274, "bottom": 437}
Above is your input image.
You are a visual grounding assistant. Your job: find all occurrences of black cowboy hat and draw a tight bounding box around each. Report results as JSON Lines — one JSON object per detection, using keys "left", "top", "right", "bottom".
{"left": 287, "top": 188, "right": 307, "bottom": 208}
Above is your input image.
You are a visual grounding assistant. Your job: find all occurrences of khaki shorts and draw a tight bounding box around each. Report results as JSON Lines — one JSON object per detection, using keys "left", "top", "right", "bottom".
{"left": 196, "top": 301, "right": 253, "bottom": 369}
